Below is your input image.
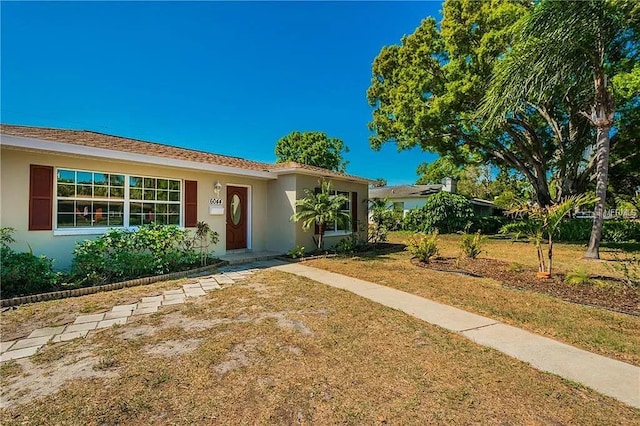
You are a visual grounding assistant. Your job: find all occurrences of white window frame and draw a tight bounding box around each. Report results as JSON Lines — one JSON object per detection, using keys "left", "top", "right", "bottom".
{"left": 53, "top": 167, "right": 183, "bottom": 236}
{"left": 324, "top": 190, "right": 352, "bottom": 237}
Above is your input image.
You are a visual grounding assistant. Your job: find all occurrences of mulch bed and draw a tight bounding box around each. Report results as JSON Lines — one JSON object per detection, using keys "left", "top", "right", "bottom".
{"left": 413, "top": 257, "right": 640, "bottom": 316}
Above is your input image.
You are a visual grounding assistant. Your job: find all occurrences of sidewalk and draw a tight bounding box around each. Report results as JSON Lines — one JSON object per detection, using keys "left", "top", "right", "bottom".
{"left": 274, "top": 262, "right": 640, "bottom": 410}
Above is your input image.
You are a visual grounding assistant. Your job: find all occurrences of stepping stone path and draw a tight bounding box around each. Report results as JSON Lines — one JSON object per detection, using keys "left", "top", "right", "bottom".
{"left": 0, "top": 266, "right": 265, "bottom": 362}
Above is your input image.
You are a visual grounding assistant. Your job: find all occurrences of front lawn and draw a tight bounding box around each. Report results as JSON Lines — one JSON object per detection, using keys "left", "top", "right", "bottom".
{"left": 1, "top": 270, "right": 638, "bottom": 423}
{"left": 305, "top": 232, "right": 640, "bottom": 366}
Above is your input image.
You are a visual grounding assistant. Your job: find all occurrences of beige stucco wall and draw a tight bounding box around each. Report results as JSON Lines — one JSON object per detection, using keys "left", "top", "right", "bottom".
{"left": 1, "top": 147, "right": 269, "bottom": 270}
{"left": 265, "top": 174, "right": 297, "bottom": 254}
{"left": 293, "top": 174, "right": 369, "bottom": 251}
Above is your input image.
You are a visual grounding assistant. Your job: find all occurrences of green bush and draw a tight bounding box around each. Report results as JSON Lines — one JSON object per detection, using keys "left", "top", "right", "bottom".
{"left": 564, "top": 267, "right": 592, "bottom": 285}
{"left": 460, "top": 231, "right": 486, "bottom": 259}
{"left": 404, "top": 192, "right": 474, "bottom": 234}
{"left": 504, "top": 219, "right": 640, "bottom": 242}
{"left": 71, "top": 224, "right": 201, "bottom": 286}
{"left": 467, "top": 216, "right": 511, "bottom": 235}
{"left": 407, "top": 231, "right": 439, "bottom": 263}
{"left": 1, "top": 227, "right": 61, "bottom": 299}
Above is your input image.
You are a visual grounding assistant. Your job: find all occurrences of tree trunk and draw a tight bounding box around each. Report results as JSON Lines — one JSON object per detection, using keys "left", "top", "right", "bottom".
{"left": 585, "top": 70, "right": 614, "bottom": 259}
{"left": 547, "top": 235, "right": 553, "bottom": 274}
{"left": 585, "top": 125, "right": 611, "bottom": 259}
{"left": 318, "top": 224, "right": 324, "bottom": 250}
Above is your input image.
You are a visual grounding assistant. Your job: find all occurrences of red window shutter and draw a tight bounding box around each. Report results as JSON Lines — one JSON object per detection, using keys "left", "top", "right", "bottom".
{"left": 351, "top": 191, "right": 358, "bottom": 232}
{"left": 29, "top": 165, "right": 53, "bottom": 231}
{"left": 184, "top": 180, "right": 197, "bottom": 227}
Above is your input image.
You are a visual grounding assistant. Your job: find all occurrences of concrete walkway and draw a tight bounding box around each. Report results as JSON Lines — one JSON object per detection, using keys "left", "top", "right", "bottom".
{"left": 275, "top": 262, "right": 640, "bottom": 409}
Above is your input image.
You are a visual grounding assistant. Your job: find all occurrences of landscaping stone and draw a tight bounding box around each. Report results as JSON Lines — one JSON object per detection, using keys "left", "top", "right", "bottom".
{"left": 28, "top": 326, "right": 67, "bottom": 338}
{"left": 137, "top": 301, "right": 161, "bottom": 310}
{"left": 51, "top": 331, "right": 89, "bottom": 343}
{"left": 183, "top": 283, "right": 203, "bottom": 290}
{"left": 104, "top": 310, "right": 132, "bottom": 320}
{"left": 141, "top": 296, "right": 163, "bottom": 303}
{"left": 0, "top": 340, "right": 16, "bottom": 354}
{"left": 12, "top": 336, "right": 52, "bottom": 350}
{"left": 96, "top": 317, "right": 128, "bottom": 329}
{"left": 164, "top": 293, "right": 186, "bottom": 301}
{"left": 185, "top": 289, "right": 206, "bottom": 297}
{"left": 214, "top": 275, "right": 234, "bottom": 284}
{"left": 133, "top": 307, "right": 158, "bottom": 316}
{"left": 201, "top": 283, "right": 221, "bottom": 291}
{"left": 163, "top": 289, "right": 184, "bottom": 295}
{"left": 74, "top": 313, "right": 105, "bottom": 324}
{"left": 0, "top": 345, "right": 41, "bottom": 362}
{"left": 112, "top": 304, "right": 137, "bottom": 312}
{"left": 162, "top": 298, "right": 185, "bottom": 306}
{"left": 66, "top": 322, "right": 98, "bottom": 333}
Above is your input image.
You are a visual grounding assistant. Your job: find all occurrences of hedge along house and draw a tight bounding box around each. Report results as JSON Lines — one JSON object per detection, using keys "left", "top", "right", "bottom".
{"left": 1, "top": 124, "right": 371, "bottom": 270}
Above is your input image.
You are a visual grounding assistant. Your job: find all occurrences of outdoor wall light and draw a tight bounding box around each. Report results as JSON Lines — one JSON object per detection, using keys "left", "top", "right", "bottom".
{"left": 214, "top": 181, "right": 222, "bottom": 196}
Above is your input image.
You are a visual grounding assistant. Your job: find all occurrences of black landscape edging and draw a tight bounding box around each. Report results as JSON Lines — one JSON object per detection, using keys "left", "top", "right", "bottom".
{"left": 1, "top": 260, "right": 227, "bottom": 308}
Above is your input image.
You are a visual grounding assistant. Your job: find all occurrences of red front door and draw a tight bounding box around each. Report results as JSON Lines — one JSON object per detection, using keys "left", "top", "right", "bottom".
{"left": 226, "top": 186, "right": 247, "bottom": 250}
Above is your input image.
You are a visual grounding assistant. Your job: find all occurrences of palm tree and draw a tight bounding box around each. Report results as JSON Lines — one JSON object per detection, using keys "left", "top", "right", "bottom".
{"left": 291, "top": 180, "right": 350, "bottom": 250}
{"left": 505, "top": 194, "right": 598, "bottom": 275}
{"left": 482, "top": 0, "right": 637, "bottom": 259}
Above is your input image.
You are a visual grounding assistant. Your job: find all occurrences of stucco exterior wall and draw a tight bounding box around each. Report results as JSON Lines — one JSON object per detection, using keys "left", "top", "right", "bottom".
{"left": 265, "top": 174, "right": 297, "bottom": 254}
{"left": 293, "top": 174, "right": 369, "bottom": 251}
{"left": 1, "top": 147, "right": 269, "bottom": 270}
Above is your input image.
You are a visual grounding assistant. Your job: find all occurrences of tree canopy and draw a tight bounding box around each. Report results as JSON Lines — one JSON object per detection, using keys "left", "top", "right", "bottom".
{"left": 275, "top": 131, "right": 349, "bottom": 172}
{"left": 367, "top": 0, "right": 638, "bottom": 208}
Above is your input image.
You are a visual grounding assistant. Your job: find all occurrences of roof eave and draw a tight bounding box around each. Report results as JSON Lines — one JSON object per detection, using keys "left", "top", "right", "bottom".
{"left": 1, "top": 134, "right": 276, "bottom": 180}
{"left": 270, "top": 167, "right": 372, "bottom": 185}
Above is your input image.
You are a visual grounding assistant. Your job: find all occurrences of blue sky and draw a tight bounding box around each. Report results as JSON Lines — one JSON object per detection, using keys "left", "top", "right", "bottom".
{"left": 1, "top": 1, "right": 441, "bottom": 185}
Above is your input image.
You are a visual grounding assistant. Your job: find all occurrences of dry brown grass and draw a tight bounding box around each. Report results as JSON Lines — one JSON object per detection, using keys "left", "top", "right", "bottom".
{"left": 0, "top": 278, "right": 193, "bottom": 341}
{"left": 305, "top": 233, "right": 640, "bottom": 366}
{"left": 1, "top": 270, "right": 638, "bottom": 424}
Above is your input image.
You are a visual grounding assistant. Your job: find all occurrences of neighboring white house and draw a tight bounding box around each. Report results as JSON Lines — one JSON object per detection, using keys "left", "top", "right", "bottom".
{"left": 368, "top": 178, "right": 498, "bottom": 218}
{"left": 1, "top": 124, "right": 371, "bottom": 269}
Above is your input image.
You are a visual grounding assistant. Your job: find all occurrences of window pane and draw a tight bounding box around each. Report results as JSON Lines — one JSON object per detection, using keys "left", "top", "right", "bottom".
{"left": 157, "top": 179, "right": 168, "bottom": 190}
{"left": 77, "top": 172, "right": 92, "bottom": 185}
{"left": 144, "top": 178, "right": 156, "bottom": 189}
{"left": 130, "top": 203, "right": 142, "bottom": 214}
{"left": 157, "top": 190, "right": 168, "bottom": 201}
{"left": 110, "top": 174, "right": 124, "bottom": 187}
{"left": 156, "top": 204, "right": 167, "bottom": 214}
{"left": 169, "top": 180, "right": 180, "bottom": 191}
{"left": 129, "top": 215, "right": 142, "bottom": 226}
{"left": 76, "top": 202, "right": 92, "bottom": 226}
{"left": 94, "top": 173, "right": 108, "bottom": 185}
{"left": 77, "top": 185, "right": 92, "bottom": 197}
{"left": 58, "top": 170, "right": 75, "bottom": 184}
{"left": 143, "top": 203, "right": 156, "bottom": 224}
{"left": 57, "top": 214, "right": 75, "bottom": 228}
{"left": 130, "top": 188, "right": 142, "bottom": 200}
{"left": 167, "top": 204, "right": 179, "bottom": 214}
{"left": 169, "top": 191, "right": 180, "bottom": 202}
{"left": 108, "top": 202, "right": 124, "bottom": 226}
{"left": 144, "top": 189, "right": 156, "bottom": 201}
{"left": 57, "top": 184, "right": 75, "bottom": 197}
{"left": 58, "top": 200, "right": 75, "bottom": 213}
{"left": 110, "top": 186, "right": 124, "bottom": 198}
{"left": 168, "top": 214, "right": 180, "bottom": 225}
{"left": 130, "top": 176, "right": 142, "bottom": 188}
{"left": 94, "top": 186, "right": 108, "bottom": 198}
{"left": 93, "top": 202, "right": 108, "bottom": 226}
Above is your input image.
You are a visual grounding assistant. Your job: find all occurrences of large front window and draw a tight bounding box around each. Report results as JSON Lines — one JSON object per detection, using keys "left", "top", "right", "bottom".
{"left": 325, "top": 190, "right": 351, "bottom": 234}
{"left": 56, "top": 169, "right": 181, "bottom": 229}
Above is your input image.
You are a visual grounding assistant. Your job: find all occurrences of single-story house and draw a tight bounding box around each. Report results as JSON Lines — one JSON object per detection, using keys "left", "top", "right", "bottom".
{"left": 369, "top": 178, "right": 498, "bottom": 218}
{"left": 1, "top": 124, "right": 370, "bottom": 270}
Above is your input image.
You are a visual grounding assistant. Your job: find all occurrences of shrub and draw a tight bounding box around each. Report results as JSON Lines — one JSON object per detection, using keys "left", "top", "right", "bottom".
{"left": 404, "top": 192, "right": 474, "bottom": 234}
{"left": 407, "top": 231, "right": 439, "bottom": 263}
{"left": 564, "top": 267, "right": 591, "bottom": 285}
{"left": 467, "top": 216, "right": 511, "bottom": 235}
{"left": 606, "top": 253, "right": 639, "bottom": 288}
{"left": 504, "top": 219, "right": 640, "bottom": 243}
{"left": 1, "top": 227, "right": 61, "bottom": 299}
{"left": 460, "top": 231, "right": 486, "bottom": 259}
{"left": 71, "top": 224, "right": 201, "bottom": 286}
{"left": 288, "top": 245, "right": 305, "bottom": 259}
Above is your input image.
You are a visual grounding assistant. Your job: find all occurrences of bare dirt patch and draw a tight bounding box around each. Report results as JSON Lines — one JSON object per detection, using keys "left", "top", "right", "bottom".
{"left": 212, "top": 338, "right": 261, "bottom": 375}
{"left": 144, "top": 338, "right": 202, "bottom": 357}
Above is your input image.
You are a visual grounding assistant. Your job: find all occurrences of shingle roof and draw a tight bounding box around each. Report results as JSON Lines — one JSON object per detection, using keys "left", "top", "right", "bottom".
{"left": 0, "top": 124, "right": 370, "bottom": 182}
{"left": 369, "top": 185, "right": 443, "bottom": 199}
